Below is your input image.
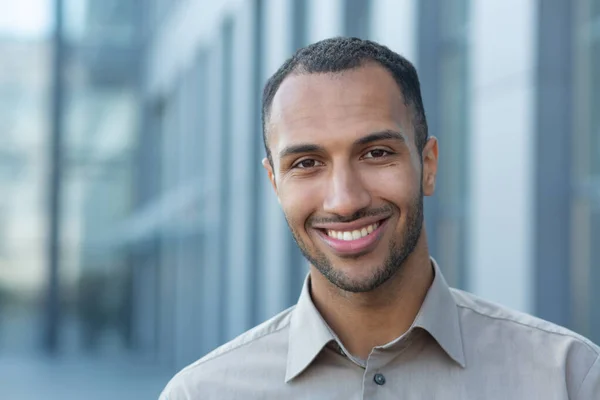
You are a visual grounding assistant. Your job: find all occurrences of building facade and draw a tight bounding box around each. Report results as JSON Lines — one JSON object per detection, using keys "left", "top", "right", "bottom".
{"left": 61, "top": 0, "right": 600, "bottom": 372}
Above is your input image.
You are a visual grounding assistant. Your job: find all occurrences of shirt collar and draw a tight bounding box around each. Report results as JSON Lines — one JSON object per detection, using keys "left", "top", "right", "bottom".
{"left": 411, "top": 258, "right": 466, "bottom": 368}
{"left": 285, "top": 274, "right": 335, "bottom": 382}
{"left": 285, "top": 258, "right": 466, "bottom": 382}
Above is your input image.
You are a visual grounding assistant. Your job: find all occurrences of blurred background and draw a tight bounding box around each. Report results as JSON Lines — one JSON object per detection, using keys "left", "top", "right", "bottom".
{"left": 0, "top": 0, "right": 598, "bottom": 398}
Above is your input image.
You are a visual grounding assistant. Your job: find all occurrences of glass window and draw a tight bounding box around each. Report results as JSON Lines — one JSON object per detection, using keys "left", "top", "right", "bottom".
{"left": 344, "top": 0, "right": 371, "bottom": 39}
{"left": 0, "top": 14, "right": 50, "bottom": 354}
{"left": 436, "top": 0, "right": 470, "bottom": 289}
{"left": 572, "top": 0, "right": 600, "bottom": 343}
{"left": 218, "top": 17, "right": 235, "bottom": 343}
{"left": 249, "top": 0, "right": 265, "bottom": 327}
{"left": 292, "top": 0, "right": 308, "bottom": 51}
{"left": 60, "top": 0, "right": 142, "bottom": 356}
{"left": 419, "top": 0, "right": 470, "bottom": 289}
{"left": 287, "top": 0, "right": 309, "bottom": 305}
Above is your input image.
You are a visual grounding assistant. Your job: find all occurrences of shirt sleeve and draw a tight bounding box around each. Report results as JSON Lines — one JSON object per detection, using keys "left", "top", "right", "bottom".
{"left": 576, "top": 354, "right": 600, "bottom": 400}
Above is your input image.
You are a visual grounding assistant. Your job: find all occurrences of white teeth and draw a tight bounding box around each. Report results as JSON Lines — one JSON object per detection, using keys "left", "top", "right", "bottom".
{"left": 326, "top": 222, "right": 380, "bottom": 240}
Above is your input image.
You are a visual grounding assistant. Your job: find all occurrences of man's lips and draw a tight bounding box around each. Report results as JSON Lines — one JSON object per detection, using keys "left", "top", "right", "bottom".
{"left": 311, "top": 214, "right": 388, "bottom": 231}
{"left": 314, "top": 217, "right": 389, "bottom": 256}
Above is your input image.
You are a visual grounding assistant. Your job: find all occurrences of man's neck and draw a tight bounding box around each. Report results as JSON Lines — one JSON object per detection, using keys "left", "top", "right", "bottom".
{"left": 309, "top": 247, "right": 434, "bottom": 360}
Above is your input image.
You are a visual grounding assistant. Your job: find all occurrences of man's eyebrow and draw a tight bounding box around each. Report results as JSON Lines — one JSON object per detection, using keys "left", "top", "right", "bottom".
{"left": 277, "top": 130, "right": 405, "bottom": 159}
{"left": 353, "top": 130, "right": 406, "bottom": 146}
{"left": 279, "top": 143, "right": 324, "bottom": 159}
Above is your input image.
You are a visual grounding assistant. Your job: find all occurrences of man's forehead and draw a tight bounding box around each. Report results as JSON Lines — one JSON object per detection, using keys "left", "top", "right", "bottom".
{"left": 271, "top": 64, "right": 403, "bottom": 115}
{"left": 267, "top": 64, "right": 410, "bottom": 147}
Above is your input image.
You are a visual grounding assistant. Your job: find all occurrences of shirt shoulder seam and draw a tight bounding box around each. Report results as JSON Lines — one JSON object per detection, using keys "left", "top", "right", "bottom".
{"left": 455, "top": 302, "right": 600, "bottom": 357}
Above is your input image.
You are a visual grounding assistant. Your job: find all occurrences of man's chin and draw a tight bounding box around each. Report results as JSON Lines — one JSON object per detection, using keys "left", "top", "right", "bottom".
{"left": 334, "top": 249, "right": 374, "bottom": 260}
{"left": 320, "top": 264, "right": 390, "bottom": 293}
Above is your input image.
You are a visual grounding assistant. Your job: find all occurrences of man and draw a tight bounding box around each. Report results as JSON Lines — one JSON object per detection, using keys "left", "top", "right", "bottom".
{"left": 160, "top": 37, "right": 599, "bottom": 399}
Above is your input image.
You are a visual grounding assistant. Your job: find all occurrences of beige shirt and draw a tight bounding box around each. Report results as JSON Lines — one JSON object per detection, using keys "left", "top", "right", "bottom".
{"left": 160, "top": 260, "right": 600, "bottom": 399}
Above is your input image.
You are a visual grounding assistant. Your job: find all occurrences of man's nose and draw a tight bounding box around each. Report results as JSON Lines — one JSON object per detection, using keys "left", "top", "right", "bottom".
{"left": 322, "top": 165, "right": 371, "bottom": 217}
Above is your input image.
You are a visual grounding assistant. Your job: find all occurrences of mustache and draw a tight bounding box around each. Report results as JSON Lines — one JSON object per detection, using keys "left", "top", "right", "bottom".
{"left": 307, "top": 204, "right": 395, "bottom": 225}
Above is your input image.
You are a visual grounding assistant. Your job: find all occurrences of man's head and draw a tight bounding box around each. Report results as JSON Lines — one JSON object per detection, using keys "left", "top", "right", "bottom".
{"left": 263, "top": 37, "right": 429, "bottom": 166}
{"left": 261, "top": 37, "right": 438, "bottom": 293}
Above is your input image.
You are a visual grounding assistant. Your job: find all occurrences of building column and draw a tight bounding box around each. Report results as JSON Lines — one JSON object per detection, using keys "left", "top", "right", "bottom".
{"left": 468, "top": 0, "right": 537, "bottom": 313}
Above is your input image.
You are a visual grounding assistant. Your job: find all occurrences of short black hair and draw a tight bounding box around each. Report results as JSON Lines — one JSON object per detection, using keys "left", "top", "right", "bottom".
{"left": 261, "top": 37, "right": 428, "bottom": 165}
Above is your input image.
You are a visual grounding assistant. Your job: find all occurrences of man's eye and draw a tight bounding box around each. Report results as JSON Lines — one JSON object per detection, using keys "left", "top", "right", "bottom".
{"left": 293, "top": 159, "right": 322, "bottom": 169}
{"left": 364, "top": 149, "right": 390, "bottom": 159}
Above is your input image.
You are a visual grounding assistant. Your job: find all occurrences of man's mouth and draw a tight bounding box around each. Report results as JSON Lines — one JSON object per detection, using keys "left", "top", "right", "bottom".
{"left": 324, "top": 221, "right": 381, "bottom": 241}
{"left": 315, "top": 218, "right": 389, "bottom": 255}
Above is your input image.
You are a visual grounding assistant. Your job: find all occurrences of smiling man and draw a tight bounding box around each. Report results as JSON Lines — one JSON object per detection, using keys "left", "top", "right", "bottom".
{"left": 160, "top": 37, "right": 600, "bottom": 399}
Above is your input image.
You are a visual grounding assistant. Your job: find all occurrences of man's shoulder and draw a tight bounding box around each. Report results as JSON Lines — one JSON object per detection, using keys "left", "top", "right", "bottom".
{"left": 451, "top": 287, "right": 600, "bottom": 356}
{"left": 450, "top": 288, "right": 600, "bottom": 397}
{"left": 190, "top": 305, "right": 295, "bottom": 367}
{"left": 160, "top": 305, "right": 295, "bottom": 398}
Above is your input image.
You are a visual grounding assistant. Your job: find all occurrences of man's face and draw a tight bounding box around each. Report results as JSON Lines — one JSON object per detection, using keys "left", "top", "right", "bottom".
{"left": 264, "top": 63, "right": 438, "bottom": 293}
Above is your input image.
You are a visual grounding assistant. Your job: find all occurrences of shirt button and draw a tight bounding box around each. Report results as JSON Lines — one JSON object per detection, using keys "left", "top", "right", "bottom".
{"left": 374, "top": 373, "right": 386, "bottom": 386}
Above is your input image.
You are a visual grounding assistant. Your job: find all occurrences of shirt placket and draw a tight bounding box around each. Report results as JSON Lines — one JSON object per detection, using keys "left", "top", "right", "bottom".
{"left": 361, "top": 349, "right": 391, "bottom": 400}
{"left": 360, "top": 330, "right": 420, "bottom": 399}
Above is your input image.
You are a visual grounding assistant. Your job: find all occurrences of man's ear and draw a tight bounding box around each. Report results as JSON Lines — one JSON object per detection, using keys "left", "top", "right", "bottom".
{"left": 262, "top": 157, "right": 278, "bottom": 194}
{"left": 421, "top": 137, "right": 438, "bottom": 197}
